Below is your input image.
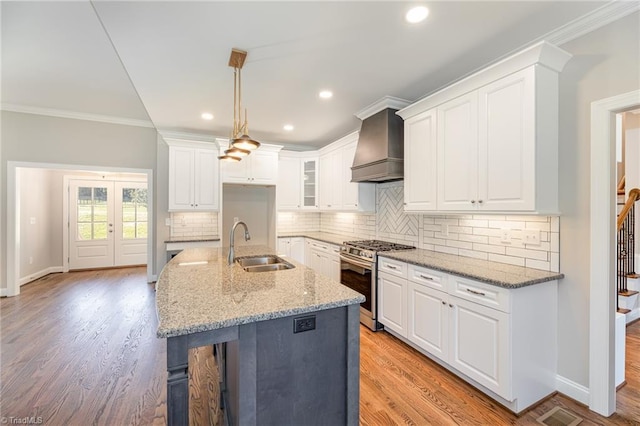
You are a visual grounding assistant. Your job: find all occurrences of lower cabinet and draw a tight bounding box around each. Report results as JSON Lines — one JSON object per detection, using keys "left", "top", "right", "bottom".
{"left": 305, "top": 238, "right": 340, "bottom": 281}
{"left": 378, "top": 256, "right": 558, "bottom": 414}
{"left": 277, "top": 237, "right": 305, "bottom": 264}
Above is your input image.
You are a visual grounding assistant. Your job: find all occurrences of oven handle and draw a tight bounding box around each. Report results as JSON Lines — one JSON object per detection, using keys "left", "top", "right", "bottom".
{"left": 339, "top": 254, "right": 373, "bottom": 271}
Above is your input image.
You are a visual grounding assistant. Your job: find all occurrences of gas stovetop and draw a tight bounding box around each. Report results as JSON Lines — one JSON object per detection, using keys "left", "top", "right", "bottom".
{"left": 340, "top": 240, "right": 415, "bottom": 262}
{"left": 343, "top": 240, "right": 416, "bottom": 252}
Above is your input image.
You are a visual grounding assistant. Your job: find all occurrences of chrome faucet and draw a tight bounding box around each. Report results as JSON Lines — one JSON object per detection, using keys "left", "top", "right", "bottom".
{"left": 228, "top": 221, "right": 251, "bottom": 265}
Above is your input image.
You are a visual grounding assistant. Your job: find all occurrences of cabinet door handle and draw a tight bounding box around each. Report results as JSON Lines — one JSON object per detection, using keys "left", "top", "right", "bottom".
{"left": 441, "top": 301, "right": 446, "bottom": 305}
{"left": 478, "top": 200, "right": 483, "bottom": 204}
{"left": 470, "top": 200, "right": 476, "bottom": 204}
{"left": 466, "top": 288, "right": 486, "bottom": 296}
{"left": 419, "top": 274, "right": 434, "bottom": 281}
{"left": 449, "top": 304, "right": 453, "bottom": 308}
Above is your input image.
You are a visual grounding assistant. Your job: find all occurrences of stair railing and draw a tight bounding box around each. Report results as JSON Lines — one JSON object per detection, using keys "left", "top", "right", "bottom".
{"left": 616, "top": 188, "right": 640, "bottom": 311}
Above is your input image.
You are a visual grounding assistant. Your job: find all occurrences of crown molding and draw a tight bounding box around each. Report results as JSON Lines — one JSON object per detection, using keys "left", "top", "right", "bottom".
{"left": 543, "top": 0, "right": 640, "bottom": 46}
{"left": 1, "top": 103, "right": 155, "bottom": 129}
{"left": 355, "top": 96, "right": 411, "bottom": 120}
{"left": 157, "top": 129, "right": 217, "bottom": 143}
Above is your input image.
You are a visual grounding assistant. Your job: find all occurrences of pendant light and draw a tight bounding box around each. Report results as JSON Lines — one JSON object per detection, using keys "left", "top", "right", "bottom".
{"left": 218, "top": 48, "right": 260, "bottom": 162}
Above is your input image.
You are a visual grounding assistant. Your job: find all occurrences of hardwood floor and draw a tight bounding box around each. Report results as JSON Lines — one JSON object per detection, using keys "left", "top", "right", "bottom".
{"left": 1, "top": 268, "right": 639, "bottom": 425}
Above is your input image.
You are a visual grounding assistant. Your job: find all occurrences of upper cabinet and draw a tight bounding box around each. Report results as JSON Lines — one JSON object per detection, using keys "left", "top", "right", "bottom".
{"left": 166, "top": 139, "right": 220, "bottom": 212}
{"left": 219, "top": 142, "right": 282, "bottom": 185}
{"left": 398, "top": 41, "right": 572, "bottom": 214}
{"left": 277, "top": 152, "right": 318, "bottom": 211}
{"left": 318, "top": 133, "right": 375, "bottom": 212}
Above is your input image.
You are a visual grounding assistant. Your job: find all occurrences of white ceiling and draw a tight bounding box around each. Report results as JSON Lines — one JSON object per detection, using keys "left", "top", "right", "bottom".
{"left": 2, "top": 1, "right": 609, "bottom": 149}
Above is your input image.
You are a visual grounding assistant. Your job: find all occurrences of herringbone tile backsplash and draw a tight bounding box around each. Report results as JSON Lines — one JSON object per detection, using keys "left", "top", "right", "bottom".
{"left": 277, "top": 181, "right": 560, "bottom": 272}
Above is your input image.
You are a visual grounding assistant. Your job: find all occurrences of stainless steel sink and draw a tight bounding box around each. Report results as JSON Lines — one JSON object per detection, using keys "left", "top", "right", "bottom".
{"left": 236, "top": 256, "right": 283, "bottom": 267}
{"left": 243, "top": 263, "right": 295, "bottom": 273}
{"left": 236, "top": 255, "right": 295, "bottom": 272}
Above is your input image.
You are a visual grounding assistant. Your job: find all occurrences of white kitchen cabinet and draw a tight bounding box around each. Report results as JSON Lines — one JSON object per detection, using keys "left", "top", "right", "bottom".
{"left": 378, "top": 271, "right": 408, "bottom": 338}
{"left": 306, "top": 239, "right": 340, "bottom": 281}
{"left": 438, "top": 68, "right": 536, "bottom": 212}
{"left": 398, "top": 42, "right": 571, "bottom": 214}
{"left": 318, "top": 135, "right": 375, "bottom": 212}
{"left": 449, "top": 295, "right": 510, "bottom": 399}
{"left": 277, "top": 237, "right": 305, "bottom": 264}
{"left": 277, "top": 153, "right": 318, "bottom": 211}
{"left": 377, "top": 255, "right": 558, "bottom": 413}
{"left": 437, "top": 92, "right": 479, "bottom": 211}
{"left": 403, "top": 109, "right": 437, "bottom": 211}
{"left": 167, "top": 140, "right": 219, "bottom": 211}
{"left": 319, "top": 149, "right": 342, "bottom": 210}
{"left": 220, "top": 144, "right": 281, "bottom": 185}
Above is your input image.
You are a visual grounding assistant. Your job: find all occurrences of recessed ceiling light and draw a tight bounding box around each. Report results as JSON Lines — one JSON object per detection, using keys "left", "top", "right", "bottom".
{"left": 201, "top": 112, "right": 214, "bottom": 120}
{"left": 283, "top": 124, "right": 294, "bottom": 131}
{"left": 406, "top": 6, "right": 429, "bottom": 24}
{"left": 319, "top": 90, "right": 333, "bottom": 99}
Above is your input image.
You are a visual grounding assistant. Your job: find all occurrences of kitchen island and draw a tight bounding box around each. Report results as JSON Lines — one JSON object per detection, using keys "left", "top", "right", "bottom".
{"left": 156, "top": 245, "right": 364, "bottom": 426}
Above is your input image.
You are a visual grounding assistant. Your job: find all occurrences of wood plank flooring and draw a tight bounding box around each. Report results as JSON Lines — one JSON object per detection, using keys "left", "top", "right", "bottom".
{"left": 1, "top": 268, "right": 639, "bottom": 425}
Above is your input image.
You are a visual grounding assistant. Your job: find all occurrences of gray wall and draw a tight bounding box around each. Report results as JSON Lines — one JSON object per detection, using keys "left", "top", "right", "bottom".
{"left": 1, "top": 111, "right": 159, "bottom": 287}
{"left": 557, "top": 12, "right": 640, "bottom": 387}
{"left": 18, "top": 168, "right": 62, "bottom": 278}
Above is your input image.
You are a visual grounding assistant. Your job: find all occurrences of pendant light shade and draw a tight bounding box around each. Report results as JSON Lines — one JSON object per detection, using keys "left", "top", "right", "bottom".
{"left": 225, "top": 147, "right": 251, "bottom": 158}
{"left": 231, "top": 134, "right": 260, "bottom": 151}
{"left": 218, "top": 154, "right": 242, "bottom": 162}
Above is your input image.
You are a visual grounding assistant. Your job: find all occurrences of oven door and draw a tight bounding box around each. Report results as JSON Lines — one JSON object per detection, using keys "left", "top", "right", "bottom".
{"left": 339, "top": 254, "right": 373, "bottom": 314}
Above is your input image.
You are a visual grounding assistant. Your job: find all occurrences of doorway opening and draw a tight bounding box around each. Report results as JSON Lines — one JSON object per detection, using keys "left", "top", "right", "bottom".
{"left": 6, "top": 161, "right": 154, "bottom": 297}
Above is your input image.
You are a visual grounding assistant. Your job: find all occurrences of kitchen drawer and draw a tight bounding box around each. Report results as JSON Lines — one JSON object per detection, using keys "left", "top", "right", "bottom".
{"left": 307, "top": 239, "right": 340, "bottom": 255}
{"left": 377, "top": 257, "right": 407, "bottom": 278}
{"left": 408, "top": 264, "right": 447, "bottom": 292}
{"left": 448, "top": 275, "right": 510, "bottom": 313}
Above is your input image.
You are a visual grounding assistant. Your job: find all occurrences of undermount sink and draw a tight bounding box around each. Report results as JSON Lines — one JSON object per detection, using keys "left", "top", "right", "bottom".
{"left": 236, "top": 256, "right": 295, "bottom": 272}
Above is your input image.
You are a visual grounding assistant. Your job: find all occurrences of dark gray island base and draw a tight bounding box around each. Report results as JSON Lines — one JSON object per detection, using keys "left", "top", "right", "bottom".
{"left": 167, "top": 305, "right": 360, "bottom": 426}
{"left": 156, "top": 246, "right": 364, "bottom": 426}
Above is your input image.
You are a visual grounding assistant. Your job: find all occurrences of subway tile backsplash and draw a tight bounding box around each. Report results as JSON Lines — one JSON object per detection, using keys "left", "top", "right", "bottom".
{"left": 280, "top": 181, "right": 560, "bottom": 272}
{"left": 170, "top": 212, "right": 219, "bottom": 238}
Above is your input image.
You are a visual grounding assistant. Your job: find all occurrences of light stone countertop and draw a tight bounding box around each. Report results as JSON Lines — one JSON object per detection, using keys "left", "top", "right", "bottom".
{"left": 155, "top": 245, "right": 365, "bottom": 338}
{"left": 380, "top": 249, "right": 563, "bottom": 289}
{"left": 278, "top": 232, "right": 360, "bottom": 246}
{"left": 164, "top": 236, "right": 221, "bottom": 243}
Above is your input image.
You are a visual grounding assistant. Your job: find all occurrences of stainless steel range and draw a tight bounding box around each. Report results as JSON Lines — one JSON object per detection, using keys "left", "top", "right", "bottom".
{"left": 339, "top": 240, "right": 415, "bottom": 330}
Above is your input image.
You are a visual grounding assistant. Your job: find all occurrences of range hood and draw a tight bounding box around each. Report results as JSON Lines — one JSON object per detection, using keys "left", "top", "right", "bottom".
{"left": 351, "top": 97, "right": 410, "bottom": 183}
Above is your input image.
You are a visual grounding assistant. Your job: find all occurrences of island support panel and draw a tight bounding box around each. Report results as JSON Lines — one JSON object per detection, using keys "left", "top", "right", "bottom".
{"left": 165, "top": 304, "right": 360, "bottom": 425}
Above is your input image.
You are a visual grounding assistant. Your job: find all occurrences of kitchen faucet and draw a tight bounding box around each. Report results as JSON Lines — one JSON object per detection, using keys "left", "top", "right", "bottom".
{"left": 228, "top": 221, "right": 251, "bottom": 265}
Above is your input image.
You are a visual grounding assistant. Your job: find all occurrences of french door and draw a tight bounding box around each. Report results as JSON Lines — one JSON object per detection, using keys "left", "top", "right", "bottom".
{"left": 69, "top": 179, "right": 147, "bottom": 270}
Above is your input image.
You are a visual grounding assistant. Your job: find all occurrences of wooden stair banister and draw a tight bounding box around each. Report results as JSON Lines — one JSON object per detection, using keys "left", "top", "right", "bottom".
{"left": 617, "top": 188, "right": 640, "bottom": 313}
{"left": 617, "top": 188, "right": 640, "bottom": 231}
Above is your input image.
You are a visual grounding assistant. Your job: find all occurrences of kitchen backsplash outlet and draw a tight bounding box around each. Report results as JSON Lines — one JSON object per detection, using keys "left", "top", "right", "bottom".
{"left": 170, "top": 212, "right": 218, "bottom": 238}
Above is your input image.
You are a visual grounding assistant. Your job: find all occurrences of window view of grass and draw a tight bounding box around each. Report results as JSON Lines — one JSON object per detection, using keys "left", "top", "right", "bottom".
{"left": 122, "top": 188, "right": 148, "bottom": 239}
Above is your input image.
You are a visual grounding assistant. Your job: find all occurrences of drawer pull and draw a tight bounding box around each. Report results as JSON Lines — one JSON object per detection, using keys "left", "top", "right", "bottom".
{"left": 387, "top": 265, "right": 398, "bottom": 270}
{"left": 419, "top": 274, "right": 434, "bottom": 281}
{"left": 466, "top": 288, "right": 486, "bottom": 296}
{"left": 441, "top": 301, "right": 446, "bottom": 305}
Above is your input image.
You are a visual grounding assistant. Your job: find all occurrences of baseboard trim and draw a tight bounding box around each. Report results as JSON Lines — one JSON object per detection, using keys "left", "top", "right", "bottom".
{"left": 556, "top": 375, "right": 590, "bottom": 406}
{"left": 19, "top": 266, "right": 64, "bottom": 286}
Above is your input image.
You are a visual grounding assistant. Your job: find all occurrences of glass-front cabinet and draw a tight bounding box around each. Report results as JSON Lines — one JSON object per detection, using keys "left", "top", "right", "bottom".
{"left": 302, "top": 159, "right": 317, "bottom": 209}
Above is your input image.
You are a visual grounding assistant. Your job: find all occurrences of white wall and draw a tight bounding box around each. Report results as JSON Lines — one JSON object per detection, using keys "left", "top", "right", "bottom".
{"left": 557, "top": 12, "right": 640, "bottom": 388}
{"left": 18, "top": 168, "right": 61, "bottom": 281}
{"left": 1, "top": 111, "right": 159, "bottom": 289}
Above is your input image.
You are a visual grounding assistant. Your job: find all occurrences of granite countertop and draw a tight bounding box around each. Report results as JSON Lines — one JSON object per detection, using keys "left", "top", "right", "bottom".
{"left": 165, "top": 236, "right": 221, "bottom": 243}
{"left": 155, "top": 245, "right": 364, "bottom": 338}
{"left": 380, "top": 249, "right": 563, "bottom": 289}
{"left": 278, "top": 232, "right": 358, "bottom": 246}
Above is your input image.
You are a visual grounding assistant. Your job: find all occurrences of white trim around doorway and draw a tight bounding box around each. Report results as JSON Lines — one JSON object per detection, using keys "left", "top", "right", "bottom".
{"left": 590, "top": 89, "right": 640, "bottom": 416}
{"left": 6, "top": 161, "right": 154, "bottom": 296}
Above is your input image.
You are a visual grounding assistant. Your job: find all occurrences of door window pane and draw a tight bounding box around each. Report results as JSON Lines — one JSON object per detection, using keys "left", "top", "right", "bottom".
{"left": 76, "top": 186, "right": 108, "bottom": 240}
{"left": 121, "top": 188, "right": 148, "bottom": 239}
